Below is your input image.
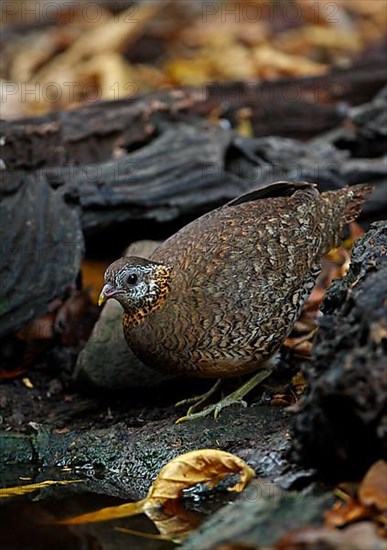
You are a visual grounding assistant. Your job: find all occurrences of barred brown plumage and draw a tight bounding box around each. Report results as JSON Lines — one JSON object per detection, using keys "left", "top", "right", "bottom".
{"left": 99, "top": 181, "right": 373, "bottom": 420}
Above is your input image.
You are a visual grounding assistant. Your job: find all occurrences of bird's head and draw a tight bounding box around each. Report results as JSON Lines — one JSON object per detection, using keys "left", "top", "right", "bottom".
{"left": 98, "top": 256, "right": 173, "bottom": 318}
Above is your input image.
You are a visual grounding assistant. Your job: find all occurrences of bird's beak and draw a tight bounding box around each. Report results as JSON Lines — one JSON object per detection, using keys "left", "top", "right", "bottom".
{"left": 98, "top": 283, "right": 122, "bottom": 306}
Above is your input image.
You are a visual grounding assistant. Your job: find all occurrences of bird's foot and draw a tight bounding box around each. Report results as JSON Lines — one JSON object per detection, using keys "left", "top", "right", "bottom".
{"left": 175, "top": 397, "right": 247, "bottom": 424}
{"left": 175, "top": 368, "right": 273, "bottom": 424}
{"left": 175, "top": 379, "right": 221, "bottom": 415}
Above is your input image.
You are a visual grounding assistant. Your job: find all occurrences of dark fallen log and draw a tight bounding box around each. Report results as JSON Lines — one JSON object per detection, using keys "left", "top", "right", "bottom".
{"left": 291, "top": 222, "right": 387, "bottom": 478}
{"left": 0, "top": 172, "right": 84, "bottom": 338}
{"left": 2, "top": 45, "right": 386, "bottom": 170}
{"left": 78, "top": 106, "right": 386, "bottom": 231}
{"left": 11, "top": 112, "right": 387, "bottom": 234}
{"left": 181, "top": 481, "right": 333, "bottom": 550}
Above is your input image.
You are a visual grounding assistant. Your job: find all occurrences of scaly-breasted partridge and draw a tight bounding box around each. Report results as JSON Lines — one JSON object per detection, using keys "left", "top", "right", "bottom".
{"left": 99, "top": 181, "right": 372, "bottom": 420}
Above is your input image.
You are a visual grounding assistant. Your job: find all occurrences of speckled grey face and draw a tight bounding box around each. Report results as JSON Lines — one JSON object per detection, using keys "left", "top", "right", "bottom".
{"left": 106, "top": 262, "right": 158, "bottom": 305}
{"left": 99, "top": 256, "right": 173, "bottom": 317}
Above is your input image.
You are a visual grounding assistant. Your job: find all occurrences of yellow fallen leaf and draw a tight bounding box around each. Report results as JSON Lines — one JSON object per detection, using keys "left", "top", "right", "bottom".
{"left": 146, "top": 448, "right": 255, "bottom": 505}
{"left": 60, "top": 449, "right": 255, "bottom": 536}
{"left": 0, "top": 479, "right": 82, "bottom": 498}
{"left": 59, "top": 500, "right": 146, "bottom": 525}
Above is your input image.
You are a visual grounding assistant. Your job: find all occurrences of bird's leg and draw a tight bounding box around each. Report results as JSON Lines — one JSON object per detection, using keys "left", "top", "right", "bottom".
{"left": 175, "top": 368, "right": 273, "bottom": 423}
{"left": 175, "top": 379, "right": 221, "bottom": 414}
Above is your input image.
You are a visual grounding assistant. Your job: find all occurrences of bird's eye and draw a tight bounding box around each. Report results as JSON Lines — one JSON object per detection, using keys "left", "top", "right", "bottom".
{"left": 126, "top": 273, "right": 138, "bottom": 286}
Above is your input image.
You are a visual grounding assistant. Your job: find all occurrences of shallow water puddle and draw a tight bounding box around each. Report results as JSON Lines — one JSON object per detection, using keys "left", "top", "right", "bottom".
{"left": 0, "top": 491, "right": 176, "bottom": 550}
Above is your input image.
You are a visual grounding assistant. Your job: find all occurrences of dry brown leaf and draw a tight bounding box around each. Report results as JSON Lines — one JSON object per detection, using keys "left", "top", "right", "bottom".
{"left": 324, "top": 498, "right": 370, "bottom": 527}
{"left": 4, "top": 0, "right": 384, "bottom": 118}
{"left": 0, "top": 479, "right": 82, "bottom": 498}
{"left": 75, "top": 54, "right": 134, "bottom": 102}
{"left": 270, "top": 394, "right": 297, "bottom": 407}
{"left": 33, "top": 3, "right": 162, "bottom": 83}
{"left": 146, "top": 449, "right": 255, "bottom": 505}
{"left": 10, "top": 31, "right": 62, "bottom": 83}
{"left": 253, "top": 44, "right": 327, "bottom": 77}
{"left": 209, "top": 44, "right": 257, "bottom": 80}
{"left": 166, "top": 58, "right": 214, "bottom": 86}
{"left": 325, "top": 461, "right": 387, "bottom": 533}
{"left": 60, "top": 449, "right": 255, "bottom": 540}
{"left": 276, "top": 521, "right": 386, "bottom": 550}
{"left": 359, "top": 460, "right": 387, "bottom": 513}
{"left": 302, "top": 25, "right": 363, "bottom": 53}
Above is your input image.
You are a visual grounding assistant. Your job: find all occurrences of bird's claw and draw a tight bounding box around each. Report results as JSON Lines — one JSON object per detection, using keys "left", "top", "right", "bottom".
{"left": 175, "top": 369, "right": 272, "bottom": 423}
{"left": 213, "top": 398, "right": 247, "bottom": 419}
{"left": 175, "top": 397, "right": 247, "bottom": 424}
{"left": 175, "top": 380, "right": 221, "bottom": 414}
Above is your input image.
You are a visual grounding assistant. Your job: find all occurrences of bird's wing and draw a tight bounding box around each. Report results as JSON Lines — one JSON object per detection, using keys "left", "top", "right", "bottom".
{"left": 151, "top": 190, "right": 322, "bottom": 347}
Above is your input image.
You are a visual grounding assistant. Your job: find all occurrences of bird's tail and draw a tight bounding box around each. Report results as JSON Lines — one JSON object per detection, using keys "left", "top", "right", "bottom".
{"left": 319, "top": 183, "right": 374, "bottom": 252}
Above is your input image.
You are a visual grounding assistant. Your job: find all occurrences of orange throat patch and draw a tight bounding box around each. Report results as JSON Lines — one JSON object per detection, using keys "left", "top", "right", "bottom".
{"left": 122, "top": 266, "right": 172, "bottom": 329}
